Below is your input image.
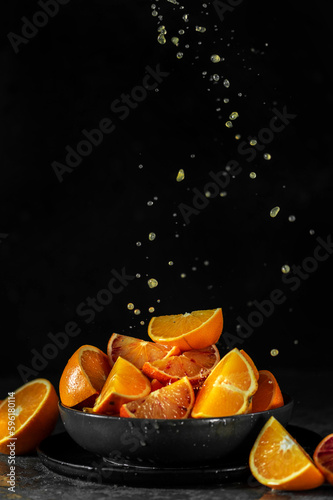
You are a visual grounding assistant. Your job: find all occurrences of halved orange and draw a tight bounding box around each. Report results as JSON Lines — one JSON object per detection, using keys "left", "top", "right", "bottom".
{"left": 120, "top": 376, "right": 195, "bottom": 419}
{"left": 191, "top": 348, "right": 258, "bottom": 418}
{"left": 249, "top": 416, "right": 325, "bottom": 490}
{"left": 59, "top": 345, "right": 111, "bottom": 408}
{"left": 107, "top": 333, "right": 180, "bottom": 370}
{"left": 92, "top": 357, "right": 151, "bottom": 415}
{"left": 252, "top": 370, "right": 284, "bottom": 413}
{"left": 313, "top": 433, "right": 333, "bottom": 485}
{"left": 240, "top": 349, "right": 259, "bottom": 380}
{"left": 0, "top": 379, "right": 59, "bottom": 455}
{"left": 142, "top": 345, "right": 220, "bottom": 388}
{"left": 147, "top": 308, "right": 223, "bottom": 351}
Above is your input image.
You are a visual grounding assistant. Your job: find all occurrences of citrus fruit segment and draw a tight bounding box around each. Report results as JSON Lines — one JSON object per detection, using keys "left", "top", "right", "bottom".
{"left": 191, "top": 348, "right": 258, "bottom": 418}
{"left": 92, "top": 357, "right": 151, "bottom": 415}
{"left": 0, "top": 378, "right": 59, "bottom": 455}
{"left": 120, "top": 376, "right": 195, "bottom": 419}
{"left": 249, "top": 416, "right": 325, "bottom": 490}
{"left": 240, "top": 349, "right": 259, "bottom": 380}
{"left": 147, "top": 308, "right": 223, "bottom": 351}
{"left": 142, "top": 345, "right": 220, "bottom": 388}
{"left": 252, "top": 370, "right": 284, "bottom": 413}
{"left": 59, "top": 345, "right": 111, "bottom": 407}
{"left": 313, "top": 433, "right": 333, "bottom": 485}
{"left": 107, "top": 333, "right": 180, "bottom": 370}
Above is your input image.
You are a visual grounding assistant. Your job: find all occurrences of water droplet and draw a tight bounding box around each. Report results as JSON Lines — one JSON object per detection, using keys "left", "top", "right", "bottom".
{"left": 168, "top": 260, "right": 174, "bottom": 266}
{"left": 270, "top": 206, "right": 280, "bottom": 218}
{"left": 136, "top": 273, "right": 141, "bottom": 278}
{"left": 176, "top": 169, "right": 185, "bottom": 182}
{"left": 249, "top": 172, "right": 256, "bottom": 179}
{"left": 223, "top": 79, "right": 230, "bottom": 88}
{"left": 229, "top": 111, "right": 239, "bottom": 120}
{"left": 212, "top": 74, "right": 220, "bottom": 82}
{"left": 148, "top": 278, "right": 158, "bottom": 288}
{"left": 281, "top": 264, "right": 290, "bottom": 274}
{"left": 223, "top": 98, "right": 229, "bottom": 103}
{"left": 219, "top": 191, "right": 227, "bottom": 197}
{"left": 309, "top": 229, "right": 315, "bottom": 235}
{"left": 176, "top": 52, "right": 183, "bottom": 59}
{"left": 147, "top": 200, "right": 154, "bottom": 206}
{"left": 195, "top": 26, "right": 206, "bottom": 33}
{"left": 149, "top": 307, "right": 155, "bottom": 313}
{"left": 157, "top": 33, "right": 166, "bottom": 44}
{"left": 136, "top": 241, "right": 142, "bottom": 246}
{"left": 210, "top": 54, "right": 221, "bottom": 63}
{"left": 151, "top": 10, "right": 158, "bottom": 17}
{"left": 263, "top": 153, "right": 271, "bottom": 160}
{"left": 182, "top": 13, "right": 189, "bottom": 22}
{"left": 180, "top": 273, "right": 186, "bottom": 278}
{"left": 134, "top": 309, "right": 141, "bottom": 315}
{"left": 157, "top": 25, "right": 167, "bottom": 34}
{"left": 140, "top": 320, "right": 145, "bottom": 325}
{"left": 148, "top": 232, "right": 156, "bottom": 241}
{"left": 288, "top": 215, "right": 296, "bottom": 222}
{"left": 171, "top": 36, "right": 179, "bottom": 46}
{"left": 138, "top": 163, "right": 144, "bottom": 169}
{"left": 235, "top": 134, "right": 241, "bottom": 140}
{"left": 204, "top": 260, "right": 209, "bottom": 266}
{"left": 225, "top": 121, "right": 233, "bottom": 128}
{"left": 127, "top": 303, "right": 134, "bottom": 310}
{"left": 167, "top": 0, "right": 179, "bottom": 3}
{"left": 270, "top": 348, "right": 279, "bottom": 357}
{"left": 178, "top": 29, "right": 185, "bottom": 35}
{"left": 249, "top": 139, "right": 257, "bottom": 146}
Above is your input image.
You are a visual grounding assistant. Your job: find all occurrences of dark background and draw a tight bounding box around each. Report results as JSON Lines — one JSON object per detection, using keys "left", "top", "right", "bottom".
{"left": 0, "top": 0, "right": 332, "bottom": 391}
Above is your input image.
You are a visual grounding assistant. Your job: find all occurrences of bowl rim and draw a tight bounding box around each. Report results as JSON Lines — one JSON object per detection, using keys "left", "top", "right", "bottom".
{"left": 59, "top": 392, "right": 293, "bottom": 423}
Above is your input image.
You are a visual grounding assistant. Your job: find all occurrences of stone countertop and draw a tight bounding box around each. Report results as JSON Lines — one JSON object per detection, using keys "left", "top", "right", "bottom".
{"left": 1, "top": 369, "right": 333, "bottom": 500}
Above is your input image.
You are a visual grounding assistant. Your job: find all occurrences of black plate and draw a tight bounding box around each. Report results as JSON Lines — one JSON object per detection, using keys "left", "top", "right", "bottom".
{"left": 37, "top": 425, "right": 322, "bottom": 488}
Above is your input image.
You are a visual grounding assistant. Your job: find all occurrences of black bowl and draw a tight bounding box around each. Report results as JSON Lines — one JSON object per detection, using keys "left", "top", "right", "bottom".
{"left": 59, "top": 394, "right": 293, "bottom": 466}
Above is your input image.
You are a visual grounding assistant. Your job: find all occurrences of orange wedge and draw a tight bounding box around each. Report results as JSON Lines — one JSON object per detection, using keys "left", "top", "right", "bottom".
{"left": 120, "top": 376, "right": 195, "bottom": 419}
{"left": 0, "top": 379, "right": 59, "bottom": 455}
{"left": 142, "top": 345, "right": 220, "bottom": 388}
{"left": 92, "top": 357, "right": 151, "bottom": 415}
{"left": 252, "top": 370, "right": 284, "bottom": 413}
{"left": 59, "top": 345, "right": 111, "bottom": 408}
{"left": 107, "top": 333, "right": 180, "bottom": 370}
{"left": 240, "top": 349, "right": 259, "bottom": 380}
{"left": 313, "top": 433, "right": 333, "bottom": 485}
{"left": 147, "top": 308, "right": 223, "bottom": 351}
{"left": 249, "top": 416, "right": 325, "bottom": 490}
{"left": 191, "top": 348, "right": 258, "bottom": 418}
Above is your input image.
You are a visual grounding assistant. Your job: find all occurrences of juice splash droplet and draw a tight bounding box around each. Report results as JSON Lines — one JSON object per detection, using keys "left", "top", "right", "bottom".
{"left": 263, "top": 153, "right": 271, "bottom": 160}
{"left": 223, "top": 79, "right": 230, "bottom": 88}
{"left": 171, "top": 36, "right": 179, "bottom": 46}
{"left": 148, "top": 278, "right": 158, "bottom": 288}
{"left": 225, "top": 121, "right": 233, "bottom": 128}
{"left": 157, "top": 33, "right": 166, "bottom": 44}
{"left": 134, "top": 309, "right": 141, "bottom": 315}
{"left": 157, "top": 25, "right": 167, "bottom": 34}
{"left": 249, "top": 139, "right": 257, "bottom": 146}
{"left": 176, "top": 169, "right": 185, "bottom": 182}
{"left": 270, "top": 206, "right": 280, "bottom": 218}
{"left": 281, "top": 264, "right": 290, "bottom": 274}
{"left": 288, "top": 215, "right": 296, "bottom": 222}
{"left": 195, "top": 26, "right": 206, "bottom": 33}
{"left": 168, "top": 261, "right": 174, "bottom": 266}
{"left": 149, "top": 307, "right": 155, "bottom": 313}
{"left": 176, "top": 52, "right": 183, "bottom": 59}
{"left": 136, "top": 241, "right": 142, "bottom": 247}
{"left": 249, "top": 172, "right": 256, "bottom": 179}
{"left": 127, "top": 303, "right": 134, "bottom": 310}
{"left": 148, "top": 232, "right": 156, "bottom": 241}
{"left": 270, "top": 349, "right": 279, "bottom": 357}
{"left": 210, "top": 54, "right": 221, "bottom": 63}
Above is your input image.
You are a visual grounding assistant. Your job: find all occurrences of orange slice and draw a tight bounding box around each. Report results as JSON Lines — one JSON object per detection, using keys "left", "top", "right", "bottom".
{"left": 59, "top": 345, "right": 111, "bottom": 407}
{"left": 120, "top": 376, "right": 195, "bottom": 419}
{"left": 191, "top": 348, "right": 258, "bottom": 418}
{"left": 313, "top": 433, "right": 333, "bottom": 485}
{"left": 0, "top": 379, "right": 59, "bottom": 455}
{"left": 107, "top": 333, "right": 180, "bottom": 370}
{"left": 147, "top": 308, "right": 223, "bottom": 351}
{"left": 249, "top": 416, "right": 325, "bottom": 490}
{"left": 252, "top": 370, "right": 284, "bottom": 413}
{"left": 142, "top": 345, "right": 220, "bottom": 388}
{"left": 92, "top": 357, "right": 151, "bottom": 415}
{"left": 240, "top": 349, "right": 259, "bottom": 380}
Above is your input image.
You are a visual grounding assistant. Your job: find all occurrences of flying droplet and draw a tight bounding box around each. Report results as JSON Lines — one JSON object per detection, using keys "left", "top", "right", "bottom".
{"left": 148, "top": 232, "right": 156, "bottom": 241}
{"left": 270, "top": 349, "right": 279, "bottom": 357}
{"left": 136, "top": 241, "right": 142, "bottom": 247}
{"left": 223, "top": 98, "right": 229, "bottom": 103}
{"left": 134, "top": 309, "right": 141, "bottom": 315}
{"left": 212, "top": 74, "right": 220, "bottom": 82}
{"left": 309, "top": 229, "right": 315, "bottom": 235}
{"left": 149, "top": 307, "right": 155, "bottom": 313}
{"left": 148, "top": 278, "right": 158, "bottom": 289}
{"left": 263, "top": 153, "right": 271, "bottom": 160}
{"left": 270, "top": 206, "right": 280, "bottom": 218}
{"left": 223, "top": 79, "right": 230, "bottom": 88}
{"left": 281, "top": 264, "right": 290, "bottom": 274}
{"left": 176, "top": 169, "right": 185, "bottom": 182}
{"left": 288, "top": 215, "right": 296, "bottom": 222}
{"left": 127, "top": 303, "right": 134, "bottom": 310}
{"left": 210, "top": 54, "right": 221, "bottom": 63}
{"left": 157, "top": 33, "right": 166, "bottom": 44}
{"left": 229, "top": 111, "right": 239, "bottom": 120}
{"left": 168, "top": 260, "right": 174, "bottom": 266}
{"left": 180, "top": 273, "right": 186, "bottom": 278}
{"left": 225, "top": 121, "right": 233, "bottom": 128}
{"left": 235, "top": 134, "right": 241, "bottom": 140}
{"left": 195, "top": 26, "right": 206, "bottom": 33}
{"left": 157, "top": 25, "right": 167, "bottom": 34}
{"left": 249, "top": 139, "right": 257, "bottom": 146}
{"left": 176, "top": 52, "right": 183, "bottom": 59}
{"left": 249, "top": 172, "right": 256, "bottom": 179}
{"left": 171, "top": 36, "right": 179, "bottom": 46}
{"left": 147, "top": 200, "right": 154, "bottom": 206}
{"left": 182, "top": 13, "right": 189, "bottom": 22}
